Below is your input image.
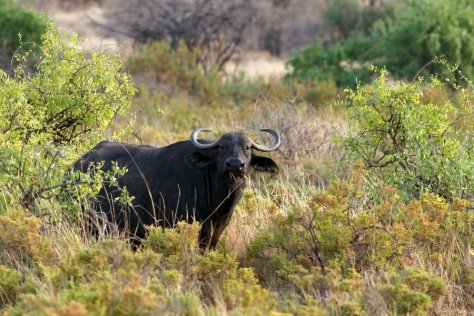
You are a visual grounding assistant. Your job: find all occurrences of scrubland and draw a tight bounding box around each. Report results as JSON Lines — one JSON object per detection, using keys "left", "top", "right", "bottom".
{"left": 0, "top": 19, "right": 473, "bottom": 316}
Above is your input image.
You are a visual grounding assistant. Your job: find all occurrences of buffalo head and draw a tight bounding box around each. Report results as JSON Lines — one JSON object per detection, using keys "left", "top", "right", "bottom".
{"left": 188, "top": 128, "right": 280, "bottom": 178}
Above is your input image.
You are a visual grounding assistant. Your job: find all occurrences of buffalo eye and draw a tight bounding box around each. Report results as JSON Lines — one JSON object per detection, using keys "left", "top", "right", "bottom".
{"left": 244, "top": 145, "right": 251, "bottom": 151}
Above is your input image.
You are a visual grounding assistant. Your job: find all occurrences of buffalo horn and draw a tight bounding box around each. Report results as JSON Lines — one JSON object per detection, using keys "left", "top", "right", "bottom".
{"left": 251, "top": 128, "right": 281, "bottom": 152}
{"left": 190, "top": 128, "right": 219, "bottom": 149}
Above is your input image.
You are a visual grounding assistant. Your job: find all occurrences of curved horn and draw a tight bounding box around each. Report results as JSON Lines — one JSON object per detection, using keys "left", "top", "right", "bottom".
{"left": 251, "top": 128, "right": 281, "bottom": 152}
{"left": 190, "top": 128, "right": 219, "bottom": 149}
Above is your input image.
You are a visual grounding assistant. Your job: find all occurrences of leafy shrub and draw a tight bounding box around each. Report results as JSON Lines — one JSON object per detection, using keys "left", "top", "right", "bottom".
{"left": 343, "top": 69, "right": 474, "bottom": 200}
{"left": 246, "top": 172, "right": 471, "bottom": 314}
{"left": 287, "top": 0, "right": 400, "bottom": 88}
{"left": 379, "top": 267, "right": 446, "bottom": 315}
{"left": 286, "top": 36, "right": 375, "bottom": 88}
{"left": 145, "top": 222, "right": 276, "bottom": 314}
{"left": 381, "top": 0, "right": 474, "bottom": 81}
{"left": 0, "top": 0, "right": 47, "bottom": 72}
{"left": 289, "top": 0, "right": 474, "bottom": 87}
{"left": 2, "top": 222, "right": 277, "bottom": 315}
{"left": 144, "top": 221, "right": 200, "bottom": 270}
{"left": 7, "top": 239, "right": 166, "bottom": 316}
{"left": 0, "top": 22, "right": 135, "bottom": 209}
{"left": 0, "top": 265, "right": 21, "bottom": 307}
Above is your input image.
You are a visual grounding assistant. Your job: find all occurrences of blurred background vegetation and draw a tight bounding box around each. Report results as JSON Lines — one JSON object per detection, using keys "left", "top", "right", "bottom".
{"left": 0, "top": 0, "right": 473, "bottom": 315}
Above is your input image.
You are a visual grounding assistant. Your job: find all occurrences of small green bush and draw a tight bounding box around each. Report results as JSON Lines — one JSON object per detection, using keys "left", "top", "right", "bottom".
{"left": 381, "top": 0, "right": 474, "bottom": 81}
{"left": 288, "top": 0, "right": 474, "bottom": 87}
{"left": 246, "top": 172, "right": 471, "bottom": 314}
{"left": 287, "top": 0, "right": 400, "bottom": 88}
{"left": 145, "top": 222, "right": 276, "bottom": 314}
{"left": 0, "top": 0, "right": 47, "bottom": 72}
{"left": 286, "top": 36, "right": 375, "bottom": 88}
{"left": 144, "top": 221, "right": 200, "bottom": 269}
{"left": 0, "top": 265, "right": 21, "bottom": 307}
{"left": 343, "top": 69, "right": 474, "bottom": 200}
{"left": 0, "top": 22, "right": 135, "bottom": 210}
{"left": 379, "top": 267, "right": 446, "bottom": 315}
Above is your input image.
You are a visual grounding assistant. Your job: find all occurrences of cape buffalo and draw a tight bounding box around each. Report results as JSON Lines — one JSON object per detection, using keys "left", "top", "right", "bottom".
{"left": 74, "top": 128, "right": 280, "bottom": 250}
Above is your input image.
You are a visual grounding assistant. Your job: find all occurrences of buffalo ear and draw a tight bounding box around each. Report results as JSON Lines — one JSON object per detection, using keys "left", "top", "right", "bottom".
{"left": 251, "top": 155, "right": 278, "bottom": 173}
{"left": 188, "top": 150, "right": 214, "bottom": 168}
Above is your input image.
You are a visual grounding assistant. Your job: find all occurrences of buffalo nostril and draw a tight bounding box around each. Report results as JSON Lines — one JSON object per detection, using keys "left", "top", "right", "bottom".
{"left": 226, "top": 158, "right": 244, "bottom": 170}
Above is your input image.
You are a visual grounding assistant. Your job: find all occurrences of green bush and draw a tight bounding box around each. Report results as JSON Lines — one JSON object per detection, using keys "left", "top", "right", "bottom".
{"left": 0, "top": 0, "right": 47, "bottom": 71}
{"left": 288, "top": 0, "right": 474, "bottom": 87}
{"left": 145, "top": 222, "right": 276, "bottom": 314}
{"left": 381, "top": 0, "right": 474, "bottom": 81}
{"left": 144, "top": 221, "right": 200, "bottom": 269}
{"left": 0, "top": 265, "right": 21, "bottom": 307}
{"left": 379, "top": 267, "right": 446, "bottom": 315}
{"left": 287, "top": 0, "right": 399, "bottom": 88}
{"left": 286, "top": 35, "right": 375, "bottom": 88}
{"left": 0, "top": 22, "right": 135, "bottom": 210}
{"left": 246, "top": 172, "right": 471, "bottom": 314}
{"left": 343, "top": 69, "right": 474, "bottom": 200}
{"left": 3, "top": 228, "right": 277, "bottom": 315}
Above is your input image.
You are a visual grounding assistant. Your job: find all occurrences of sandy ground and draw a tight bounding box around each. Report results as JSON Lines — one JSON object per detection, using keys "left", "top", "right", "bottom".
{"left": 40, "top": 3, "right": 287, "bottom": 79}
